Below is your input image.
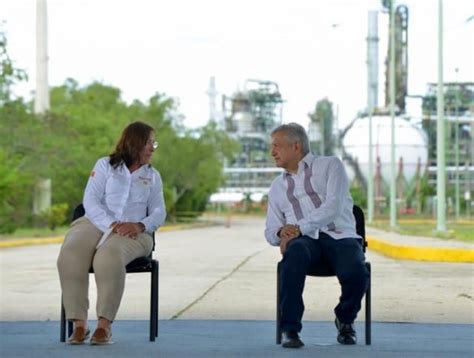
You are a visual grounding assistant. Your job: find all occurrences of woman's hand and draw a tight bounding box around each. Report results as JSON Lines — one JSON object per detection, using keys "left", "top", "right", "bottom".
{"left": 113, "top": 222, "right": 144, "bottom": 239}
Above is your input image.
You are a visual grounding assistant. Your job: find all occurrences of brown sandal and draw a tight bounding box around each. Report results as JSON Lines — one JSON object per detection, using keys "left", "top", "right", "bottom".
{"left": 67, "top": 327, "right": 90, "bottom": 345}
{"left": 90, "top": 327, "right": 113, "bottom": 345}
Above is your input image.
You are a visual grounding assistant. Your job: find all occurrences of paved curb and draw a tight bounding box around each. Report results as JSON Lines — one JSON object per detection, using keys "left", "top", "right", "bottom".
{"left": 0, "top": 237, "right": 64, "bottom": 248}
{"left": 378, "top": 219, "right": 473, "bottom": 225}
{"left": 367, "top": 236, "right": 474, "bottom": 263}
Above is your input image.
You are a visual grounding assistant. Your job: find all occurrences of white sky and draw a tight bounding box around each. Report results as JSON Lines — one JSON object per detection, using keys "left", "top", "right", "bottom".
{"left": 1, "top": 0, "right": 473, "bottom": 130}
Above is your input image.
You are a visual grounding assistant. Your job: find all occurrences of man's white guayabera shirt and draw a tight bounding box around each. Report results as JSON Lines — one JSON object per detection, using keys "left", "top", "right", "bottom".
{"left": 265, "top": 152, "right": 360, "bottom": 246}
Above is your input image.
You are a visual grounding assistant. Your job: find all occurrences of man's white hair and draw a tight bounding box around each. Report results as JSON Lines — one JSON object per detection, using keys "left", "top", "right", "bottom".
{"left": 271, "top": 122, "right": 310, "bottom": 155}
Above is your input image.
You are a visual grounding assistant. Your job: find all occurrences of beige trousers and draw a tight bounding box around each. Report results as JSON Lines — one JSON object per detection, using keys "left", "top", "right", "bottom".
{"left": 57, "top": 217, "right": 153, "bottom": 321}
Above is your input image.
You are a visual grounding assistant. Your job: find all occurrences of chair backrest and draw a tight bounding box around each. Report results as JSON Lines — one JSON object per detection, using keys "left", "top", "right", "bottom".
{"left": 305, "top": 205, "right": 366, "bottom": 277}
{"left": 73, "top": 203, "right": 85, "bottom": 221}
{"left": 72, "top": 203, "right": 155, "bottom": 254}
{"left": 352, "top": 204, "right": 367, "bottom": 253}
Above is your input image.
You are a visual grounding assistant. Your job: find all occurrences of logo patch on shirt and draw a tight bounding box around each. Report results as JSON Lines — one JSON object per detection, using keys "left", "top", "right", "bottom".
{"left": 139, "top": 176, "right": 152, "bottom": 185}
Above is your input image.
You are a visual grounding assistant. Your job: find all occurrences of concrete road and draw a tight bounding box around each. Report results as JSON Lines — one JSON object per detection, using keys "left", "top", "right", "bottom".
{"left": 1, "top": 216, "right": 472, "bottom": 324}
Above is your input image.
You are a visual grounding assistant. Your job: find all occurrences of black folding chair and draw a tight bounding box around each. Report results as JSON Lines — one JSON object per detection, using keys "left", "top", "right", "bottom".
{"left": 60, "top": 204, "right": 159, "bottom": 342}
{"left": 276, "top": 205, "right": 371, "bottom": 345}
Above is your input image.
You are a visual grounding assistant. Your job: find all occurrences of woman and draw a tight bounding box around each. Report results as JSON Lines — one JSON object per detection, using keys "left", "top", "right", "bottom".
{"left": 57, "top": 121, "right": 166, "bottom": 345}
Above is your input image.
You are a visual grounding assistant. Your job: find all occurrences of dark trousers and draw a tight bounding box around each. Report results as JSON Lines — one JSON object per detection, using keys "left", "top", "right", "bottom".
{"left": 279, "top": 233, "right": 369, "bottom": 332}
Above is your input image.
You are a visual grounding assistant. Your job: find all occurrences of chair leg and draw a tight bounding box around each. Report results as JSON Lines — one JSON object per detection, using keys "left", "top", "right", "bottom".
{"left": 67, "top": 320, "right": 73, "bottom": 338}
{"left": 365, "top": 262, "right": 371, "bottom": 345}
{"left": 60, "top": 298, "right": 66, "bottom": 342}
{"left": 156, "top": 261, "right": 159, "bottom": 337}
{"left": 60, "top": 296, "right": 73, "bottom": 342}
{"left": 150, "top": 260, "right": 158, "bottom": 342}
{"left": 149, "top": 267, "right": 154, "bottom": 342}
{"left": 276, "top": 264, "right": 282, "bottom": 344}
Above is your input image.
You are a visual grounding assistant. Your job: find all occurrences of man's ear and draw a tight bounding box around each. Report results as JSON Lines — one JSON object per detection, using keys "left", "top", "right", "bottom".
{"left": 294, "top": 141, "right": 301, "bottom": 152}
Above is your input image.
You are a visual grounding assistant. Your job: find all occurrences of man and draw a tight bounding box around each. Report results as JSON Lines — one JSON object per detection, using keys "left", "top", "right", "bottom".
{"left": 265, "top": 123, "right": 369, "bottom": 348}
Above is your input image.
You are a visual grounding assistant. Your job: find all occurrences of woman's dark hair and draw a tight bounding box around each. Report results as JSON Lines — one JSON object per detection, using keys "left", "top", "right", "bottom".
{"left": 109, "top": 121, "right": 155, "bottom": 168}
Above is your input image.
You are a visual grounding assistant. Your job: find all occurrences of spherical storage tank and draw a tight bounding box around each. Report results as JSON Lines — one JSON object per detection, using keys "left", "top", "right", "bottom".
{"left": 342, "top": 115, "right": 428, "bottom": 184}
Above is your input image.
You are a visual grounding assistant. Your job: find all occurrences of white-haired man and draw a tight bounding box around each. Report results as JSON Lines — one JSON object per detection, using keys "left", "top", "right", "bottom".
{"left": 265, "top": 123, "right": 369, "bottom": 348}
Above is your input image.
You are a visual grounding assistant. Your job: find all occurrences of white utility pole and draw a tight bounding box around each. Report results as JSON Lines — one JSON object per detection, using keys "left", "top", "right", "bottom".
{"left": 207, "top": 76, "right": 218, "bottom": 123}
{"left": 436, "top": 0, "right": 447, "bottom": 231}
{"left": 367, "top": 10, "right": 379, "bottom": 224}
{"left": 33, "top": 0, "right": 51, "bottom": 215}
{"left": 454, "top": 68, "right": 460, "bottom": 221}
{"left": 389, "top": 0, "right": 397, "bottom": 228}
{"left": 35, "top": 0, "right": 49, "bottom": 114}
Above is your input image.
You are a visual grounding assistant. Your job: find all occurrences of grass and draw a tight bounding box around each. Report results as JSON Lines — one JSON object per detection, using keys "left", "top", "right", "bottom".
{"left": 0, "top": 226, "right": 69, "bottom": 241}
{"left": 370, "top": 218, "right": 474, "bottom": 243}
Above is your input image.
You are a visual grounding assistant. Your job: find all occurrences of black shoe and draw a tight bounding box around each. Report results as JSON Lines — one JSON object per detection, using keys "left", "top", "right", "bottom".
{"left": 335, "top": 317, "right": 357, "bottom": 345}
{"left": 281, "top": 331, "right": 304, "bottom": 348}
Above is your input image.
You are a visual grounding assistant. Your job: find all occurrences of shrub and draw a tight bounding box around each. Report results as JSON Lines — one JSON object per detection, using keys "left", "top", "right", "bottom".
{"left": 39, "top": 203, "right": 69, "bottom": 230}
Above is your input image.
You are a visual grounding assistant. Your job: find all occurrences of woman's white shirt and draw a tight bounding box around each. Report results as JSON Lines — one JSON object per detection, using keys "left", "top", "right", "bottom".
{"left": 83, "top": 157, "right": 166, "bottom": 233}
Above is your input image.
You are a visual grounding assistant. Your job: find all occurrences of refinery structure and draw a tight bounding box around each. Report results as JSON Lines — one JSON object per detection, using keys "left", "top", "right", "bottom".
{"left": 209, "top": 2, "right": 473, "bottom": 217}
{"left": 208, "top": 79, "right": 284, "bottom": 204}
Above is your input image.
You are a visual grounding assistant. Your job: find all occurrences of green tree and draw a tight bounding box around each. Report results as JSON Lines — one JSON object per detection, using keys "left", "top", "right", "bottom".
{"left": 350, "top": 186, "right": 367, "bottom": 210}
{"left": 0, "top": 28, "right": 38, "bottom": 231}
{"left": 158, "top": 135, "right": 222, "bottom": 218}
{"left": 47, "top": 80, "right": 131, "bottom": 210}
{"left": 47, "top": 81, "right": 235, "bottom": 222}
{"left": 198, "top": 121, "right": 240, "bottom": 162}
{"left": 38, "top": 203, "right": 69, "bottom": 230}
{"left": 1, "top": 27, "right": 237, "bottom": 229}
{"left": 154, "top": 120, "right": 238, "bottom": 220}
{"left": 0, "top": 150, "right": 33, "bottom": 233}
{"left": 0, "top": 27, "right": 27, "bottom": 104}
